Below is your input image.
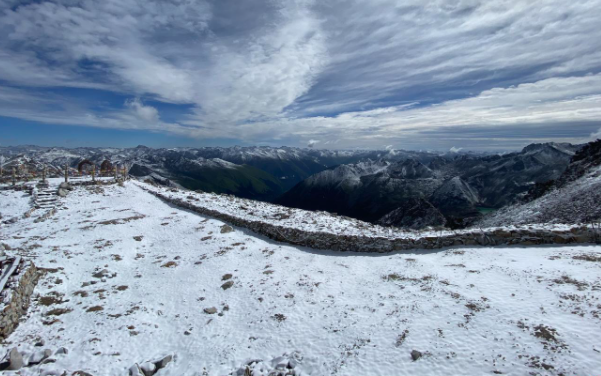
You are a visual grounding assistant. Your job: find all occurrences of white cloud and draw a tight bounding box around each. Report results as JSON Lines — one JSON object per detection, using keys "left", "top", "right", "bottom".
{"left": 125, "top": 98, "right": 160, "bottom": 123}
{"left": 450, "top": 147, "right": 463, "bottom": 153}
{"left": 0, "top": 0, "right": 601, "bottom": 149}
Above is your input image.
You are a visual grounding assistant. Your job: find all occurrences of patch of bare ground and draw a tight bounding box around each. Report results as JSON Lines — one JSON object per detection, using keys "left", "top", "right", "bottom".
{"left": 272, "top": 313, "right": 286, "bottom": 322}
{"left": 534, "top": 324, "right": 558, "bottom": 342}
{"left": 38, "top": 293, "right": 66, "bottom": 306}
{"left": 395, "top": 329, "right": 409, "bottom": 347}
{"left": 97, "top": 215, "right": 145, "bottom": 225}
{"left": 573, "top": 254, "right": 601, "bottom": 262}
{"left": 383, "top": 274, "right": 434, "bottom": 284}
{"left": 161, "top": 261, "right": 178, "bottom": 268}
{"left": 552, "top": 275, "right": 589, "bottom": 290}
{"left": 86, "top": 305, "right": 104, "bottom": 313}
{"left": 44, "top": 308, "right": 72, "bottom": 316}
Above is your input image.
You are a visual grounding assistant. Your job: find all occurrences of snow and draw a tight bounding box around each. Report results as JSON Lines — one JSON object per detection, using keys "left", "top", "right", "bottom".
{"left": 1, "top": 182, "right": 601, "bottom": 375}
{"left": 0, "top": 190, "right": 32, "bottom": 220}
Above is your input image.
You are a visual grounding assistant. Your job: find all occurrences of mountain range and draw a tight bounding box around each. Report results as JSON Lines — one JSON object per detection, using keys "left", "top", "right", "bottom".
{"left": 277, "top": 142, "right": 581, "bottom": 228}
{"left": 1, "top": 142, "right": 593, "bottom": 228}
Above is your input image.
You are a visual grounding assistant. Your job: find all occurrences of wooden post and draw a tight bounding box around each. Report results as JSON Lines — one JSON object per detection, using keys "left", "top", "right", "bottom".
{"left": 64, "top": 164, "right": 69, "bottom": 183}
{"left": 12, "top": 167, "right": 16, "bottom": 186}
{"left": 114, "top": 166, "right": 118, "bottom": 180}
{"left": 41, "top": 165, "right": 46, "bottom": 182}
{"left": 122, "top": 166, "right": 127, "bottom": 181}
{"left": 92, "top": 165, "right": 96, "bottom": 182}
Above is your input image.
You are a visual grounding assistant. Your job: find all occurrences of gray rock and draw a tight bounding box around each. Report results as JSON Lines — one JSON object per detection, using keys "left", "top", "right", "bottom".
{"left": 58, "top": 182, "right": 73, "bottom": 190}
{"left": 411, "top": 350, "right": 422, "bottom": 361}
{"left": 222, "top": 273, "right": 233, "bottom": 280}
{"left": 204, "top": 307, "right": 218, "bottom": 314}
{"left": 129, "top": 364, "right": 144, "bottom": 376}
{"left": 220, "top": 225, "right": 234, "bottom": 234}
{"left": 6, "top": 348, "right": 24, "bottom": 370}
{"left": 140, "top": 361, "right": 156, "bottom": 376}
{"left": 29, "top": 348, "right": 52, "bottom": 365}
{"left": 55, "top": 347, "right": 68, "bottom": 355}
{"left": 221, "top": 281, "right": 234, "bottom": 290}
{"left": 154, "top": 354, "right": 173, "bottom": 369}
{"left": 57, "top": 188, "right": 68, "bottom": 197}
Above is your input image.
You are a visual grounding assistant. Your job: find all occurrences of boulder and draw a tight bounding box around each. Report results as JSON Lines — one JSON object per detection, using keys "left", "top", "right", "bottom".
{"left": 129, "top": 364, "right": 144, "bottom": 376}
{"left": 29, "top": 348, "right": 52, "bottom": 365}
{"left": 410, "top": 350, "right": 422, "bottom": 361}
{"left": 154, "top": 354, "right": 173, "bottom": 369}
{"left": 2, "top": 348, "right": 24, "bottom": 370}
{"left": 140, "top": 361, "right": 157, "bottom": 376}
{"left": 204, "top": 307, "right": 218, "bottom": 314}
{"left": 55, "top": 347, "right": 68, "bottom": 355}
{"left": 220, "top": 225, "right": 234, "bottom": 234}
{"left": 221, "top": 281, "right": 234, "bottom": 290}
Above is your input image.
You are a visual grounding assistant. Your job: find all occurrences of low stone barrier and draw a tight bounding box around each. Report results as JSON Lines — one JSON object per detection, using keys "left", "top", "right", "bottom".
{"left": 142, "top": 188, "right": 598, "bottom": 253}
{"left": 0, "top": 259, "right": 39, "bottom": 340}
{"left": 0, "top": 185, "right": 33, "bottom": 192}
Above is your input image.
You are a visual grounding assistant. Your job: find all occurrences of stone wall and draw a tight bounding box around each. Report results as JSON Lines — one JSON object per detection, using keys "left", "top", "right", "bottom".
{"left": 145, "top": 188, "right": 599, "bottom": 253}
{"left": 0, "top": 260, "right": 39, "bottom": 340}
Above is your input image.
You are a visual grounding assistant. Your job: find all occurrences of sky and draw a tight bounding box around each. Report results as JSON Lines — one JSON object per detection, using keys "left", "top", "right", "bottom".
{"left": 1, "top": 0, "right": 601, "bottom": 151}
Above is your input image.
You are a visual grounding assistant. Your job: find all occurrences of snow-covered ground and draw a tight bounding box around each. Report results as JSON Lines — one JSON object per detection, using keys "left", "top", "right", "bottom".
{"left": 1, "top": 182, "right": 601, "bottom": 375}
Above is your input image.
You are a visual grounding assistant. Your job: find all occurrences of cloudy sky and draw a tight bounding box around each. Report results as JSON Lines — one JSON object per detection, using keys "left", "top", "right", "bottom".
{"left": 1, "top": 0, "right": 601, "bottom": 150}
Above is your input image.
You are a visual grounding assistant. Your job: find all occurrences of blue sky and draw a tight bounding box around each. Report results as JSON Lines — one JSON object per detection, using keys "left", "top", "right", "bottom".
{"left": 1, "top": 0, "right": 601, "bottom": 150}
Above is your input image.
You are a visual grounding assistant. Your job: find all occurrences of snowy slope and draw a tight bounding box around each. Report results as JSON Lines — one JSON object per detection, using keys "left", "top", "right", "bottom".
{"left": 479, "top": 164, "right": 601, "bottom": 227}
{"left": 1, "top": 181, "right": 600, "bottom": 375}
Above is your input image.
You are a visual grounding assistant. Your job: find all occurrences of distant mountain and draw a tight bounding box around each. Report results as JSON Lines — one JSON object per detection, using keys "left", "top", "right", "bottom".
{"left": 478, "top": 139, "right": 601, "bottom": 227}
{"left": 1, "top": 142, "right": 584, "bottom": 226}
{"left": 377, "top": 198, "right": 447, "bottom": 229}
{"left": 0, "top": 145, "right": 384, "bottom": 200}
{"left": 278, "top": 142, "right": 581, "bottom": 228}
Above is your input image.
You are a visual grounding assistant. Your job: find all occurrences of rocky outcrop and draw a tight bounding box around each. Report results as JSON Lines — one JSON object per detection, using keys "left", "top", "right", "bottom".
{"left": 129, "top": 354, "right": 173, "bottom": 376}
{"left": 0, "top": 346, "right": 68, "bottom": 371}
{"left": 0, "top": 259, "right": 39, "bottom": 341}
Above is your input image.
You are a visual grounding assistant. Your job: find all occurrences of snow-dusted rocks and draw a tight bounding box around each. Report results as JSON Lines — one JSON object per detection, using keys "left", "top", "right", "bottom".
{"left": 130, "top": 354, "right": 173, "bottom": 376}
{"left": 220, "top": 224, "right": 234, "bottom": 234}
{"left": 234, "top": 352, "right": 304, "bottom": 376}
{"left": 0, "top": 259, "right": 39, "bottom": 341}
{"left": 0, "top": 348, "right": 24, "bottom": 370}
{"left": 204, "top": 307, "right": 218, "bottom": 314}
{"left": 28, "top": 348, "right": 52, "bottom": 365}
